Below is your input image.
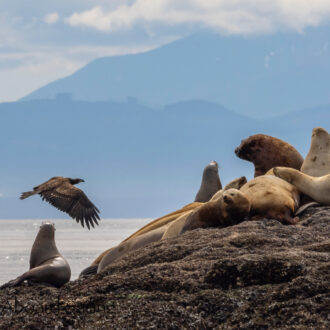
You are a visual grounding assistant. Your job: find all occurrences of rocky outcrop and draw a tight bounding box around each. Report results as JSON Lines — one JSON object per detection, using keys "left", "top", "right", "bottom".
{"left": 0, "top": 206, "right": 329, "bottom": 329}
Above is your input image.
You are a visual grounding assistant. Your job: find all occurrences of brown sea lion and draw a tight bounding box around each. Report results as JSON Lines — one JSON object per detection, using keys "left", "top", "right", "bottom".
{"left": 1, "top": 222, "right": 71, "bottom": 289}
{"left": 162, "top": 189, "right": 251, "bottom": 239}
{"left": 301, "top": 127, "right": 330, "bottom": 177}
{"left": 240, "top": 175, "right": 300, "bottom": 225}
{"left": 194, "top": 160, "right": 222, "bottom": 202}
{"left": 97, "top": 189, "right": 250, "bottom": 273}
{"left": 273, "top": 167, "right": 330, "bottom": 205}
{"left": 235, "top": 134, "right": 303, "bottom": 177}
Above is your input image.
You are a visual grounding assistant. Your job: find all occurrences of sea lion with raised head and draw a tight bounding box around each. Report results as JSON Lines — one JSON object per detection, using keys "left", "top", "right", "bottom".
{"left": 194, "top": 160, "right": 222, "bottom": 202}
{"left": 235, "top": 134, "right": 303, "bottom": 177}
{"left": 1, "top": 222, "right": 71, "bottom": 289}
{"left": 162, "top": 188, "right": 251, "bottom": 240}
{"left": 97, "top": 189, "right": 250, "bottom": 273}
{"left": 301, "top": 127, "right": 330, "bottom": 177}
{"left": 240, "top": 175, "right": 300, "bottom": 225}
{"left": 273, "top": 167, "right": 330, "bottom": 205}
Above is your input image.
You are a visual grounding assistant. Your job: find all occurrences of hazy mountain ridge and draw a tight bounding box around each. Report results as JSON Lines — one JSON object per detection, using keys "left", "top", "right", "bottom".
{"left": 0, "top": 98, "right": 329, "bottom": 219}
{"left": 21, "top": 28, "right": 330, "bottom": 118}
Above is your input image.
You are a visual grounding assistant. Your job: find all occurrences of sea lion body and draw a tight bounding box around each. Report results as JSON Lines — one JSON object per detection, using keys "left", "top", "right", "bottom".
{"left": 273, "top": 167, "right": 330, "bottom": 205}
{"left": 240, "top": 175, "right": 300, "bottom": 225}
{"left": 163, "top": 189, "right": 251, "bottom": 239}
{"left": 98, "top": 189, "right": 250, "bottom": 273}
{"left": 194, "top": 161, "right": 222, "bottom": 202}
{"left": 301, "top": 127, "right": 330, "bottom": 177}
{"left": 97, "top": 224, "right": 172, "bottom": 273}
{"left": 235, "top": 134, "right": 303, "bottom": 177}
{"left": 1, "top": 222, "right": 70, "bottom": 289}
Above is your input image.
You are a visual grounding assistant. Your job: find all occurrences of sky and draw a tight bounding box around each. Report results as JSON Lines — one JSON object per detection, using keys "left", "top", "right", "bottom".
{"left": 2, "top": 0, "right": 330, "bottom": 102}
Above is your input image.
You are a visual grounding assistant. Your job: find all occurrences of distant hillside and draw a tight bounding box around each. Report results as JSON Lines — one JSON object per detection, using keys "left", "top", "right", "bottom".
{"left": 22, "top": 27, "right": 330, "bottom": 118}
{"left": 0, "top": 98, "right": 329, "bottom": 219}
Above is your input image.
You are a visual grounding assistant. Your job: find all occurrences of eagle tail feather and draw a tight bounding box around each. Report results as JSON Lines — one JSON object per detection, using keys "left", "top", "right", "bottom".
{"left": 20, "top": 191, "right": 37, "bottom": 200}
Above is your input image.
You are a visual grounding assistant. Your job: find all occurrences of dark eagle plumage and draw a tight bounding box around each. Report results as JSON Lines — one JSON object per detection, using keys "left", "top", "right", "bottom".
{"left": 20, "top": 177, "right": 100, "bottom": 229}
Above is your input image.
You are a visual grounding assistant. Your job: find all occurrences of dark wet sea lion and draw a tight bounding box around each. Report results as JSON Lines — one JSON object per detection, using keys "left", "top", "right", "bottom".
{"left": 1, "top": 222, "right": 71, "bottom": 289}
{"left": 194, "top": 160, "right": 222, "bottom": 202}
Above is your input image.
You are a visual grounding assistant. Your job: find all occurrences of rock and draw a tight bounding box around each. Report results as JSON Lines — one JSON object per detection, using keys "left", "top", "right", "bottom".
{"left": 0, "top": 206, "right": 329, "bottom": 329}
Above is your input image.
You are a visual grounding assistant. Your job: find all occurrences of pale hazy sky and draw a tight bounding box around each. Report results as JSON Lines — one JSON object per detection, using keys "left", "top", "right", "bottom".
{"left": 2, "top": 0, "right": 330, "bottom": 102}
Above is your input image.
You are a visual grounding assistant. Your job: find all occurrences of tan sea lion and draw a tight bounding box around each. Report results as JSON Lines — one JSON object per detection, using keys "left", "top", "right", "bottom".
{"left": 240, "top": 175, "right": 300, "bottom": 225}
{"left": 301, "top": 127, "right": 330, "bottom": 177}
{"left": 235, "top": 134, "right": 303, "bottom": 177}
{"left": 210, "top": 176, "right": 247, "bottom": 201}
{"left": 273, "top": 167, "right": 330, "bottom": 205}
{"left": 80, "top": 176, "right": 245, "bottom": 277}
{"left": 162, "top": 188, "right": 251, "bottom": 239}
{"left": 194, "top": 160, "right": 222, "bottom": 202}
{"left": 1, "top": 222, "right": 71, "bottom": 289}
{"left": 98, "top": 189, "right": 250, "bottom": 273}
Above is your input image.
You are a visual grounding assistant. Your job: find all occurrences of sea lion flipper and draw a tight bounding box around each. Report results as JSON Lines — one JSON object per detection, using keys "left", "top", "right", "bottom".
{"left": 79, "top": 264, "right": 98, "bottom": 277}
{"left": 295, "top": 202, "right": 320, "bottom": 216}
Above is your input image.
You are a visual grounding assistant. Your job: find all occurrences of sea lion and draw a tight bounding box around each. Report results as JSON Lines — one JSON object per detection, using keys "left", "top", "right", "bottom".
{"left": 162, "top": 189, "right": 251, "bottom": 239}
{"left": 273, "top": 167, "right": 330, "bottom": 205}
{"left": 81, "top": 176, "right": 245, "bottom": 277}
{"left": 235, "top": 134, "right": 303, "bottom": 177}
{"left": 301, "top": 127, "right": 330, "bottom": 177}
{"left": 97, "top": 224, "right": 173, "bottom": 273}
{"left": 210, "top": 176, "right": 247, "bottom": 201}
{"left": 240, "top": 175, "right": 300, "bottom": 225}
{"left": 98, "top": 189, "right": 250, "bottom": 273}
{"left": 194, "top": 160, "right": 222, "bottom": 202}
{"left": 79, "top": 205, "right": 200, "bottom": 277}
{"left": 1, "top": 222, "right": 71, "bottom": 289}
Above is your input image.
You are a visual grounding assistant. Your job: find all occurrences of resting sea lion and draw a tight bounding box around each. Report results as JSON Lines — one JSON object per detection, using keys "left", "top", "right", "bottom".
{"left": 235, "top": 134, "right": 303, "bottom": 177}
{"left": 98, "top": 189, "right": 250, "bottom": 273}
{"left": 273, "top": 167, "right": 330, "bottom": 205}
{"left": 80, "top": 176, "right": 245, "bottom": 277}
{"left": 210, "top": 176, "right": 247, "bottom": 201}
{"left": 1, "top": 222, "right": 71, "bottom": 289}
{"left": 301, "top": 127, "right": 330, "bottom": 177}
{"left": 240, "top": 175, "right": 300, "bottom": 225}
{"left": 162, "top": 188, "right": 250, "bottom": 239}
{"left": 194, "top": 160, "right": 222, "bottom": 202}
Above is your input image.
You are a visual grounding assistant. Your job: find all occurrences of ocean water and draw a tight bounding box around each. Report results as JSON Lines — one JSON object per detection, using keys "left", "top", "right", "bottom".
{"left": 0, "top": 218, "right": 151, "bottom": 286}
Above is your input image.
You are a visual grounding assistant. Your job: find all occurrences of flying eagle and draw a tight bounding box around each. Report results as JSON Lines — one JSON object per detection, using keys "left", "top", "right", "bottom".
{"left": 20, "top": 177, "right": 100, "bottom": 229}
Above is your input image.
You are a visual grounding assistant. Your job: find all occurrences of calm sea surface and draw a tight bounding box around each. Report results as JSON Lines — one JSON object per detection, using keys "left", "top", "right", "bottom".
{"left": 0, "top": 218, "right": 151, "bottom": 285}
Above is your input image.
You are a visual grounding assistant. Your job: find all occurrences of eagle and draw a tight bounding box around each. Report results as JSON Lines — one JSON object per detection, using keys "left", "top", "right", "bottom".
{"left": 20, "top": 177, "right": 100, "bottom": 229}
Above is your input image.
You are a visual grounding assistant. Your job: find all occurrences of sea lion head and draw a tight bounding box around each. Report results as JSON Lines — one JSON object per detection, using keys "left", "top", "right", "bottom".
{"left": 311, "top": 127, "right": 330, "bottom": 150}
{"left": 235, "top": 135, "right": 261, "bottom": 161}
{"left": 201, "top": 160, "right": 221, "bottom": 186}
{"left": 37, "top": 221, "right": 56, "bottom": 240}
{"left": 221, "top": 189, "right": 251, "bottom": 223}
{"left": 312, "top": 127, "right": 328, "bottom": 138}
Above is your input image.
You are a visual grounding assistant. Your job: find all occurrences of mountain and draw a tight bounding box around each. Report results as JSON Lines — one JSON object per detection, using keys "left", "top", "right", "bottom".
{"left": 22, "top": 27, "right": 330, "bottom": 118}
{"left": 0, "top": 98, "right": 329, "bottom": 219}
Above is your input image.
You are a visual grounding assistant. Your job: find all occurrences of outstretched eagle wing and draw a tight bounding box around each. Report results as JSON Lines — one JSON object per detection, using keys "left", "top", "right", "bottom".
{"left": 40, "top": 182, "right": 100, "bottom": 229}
